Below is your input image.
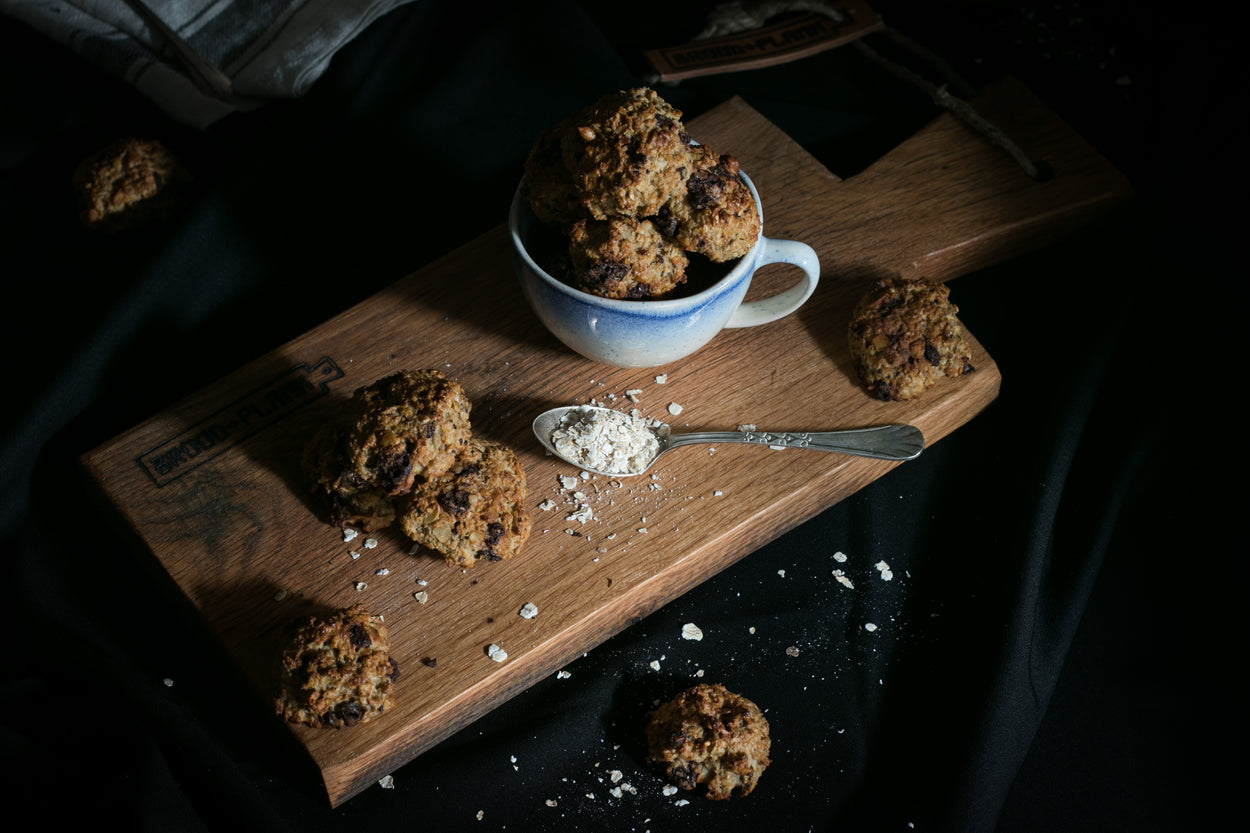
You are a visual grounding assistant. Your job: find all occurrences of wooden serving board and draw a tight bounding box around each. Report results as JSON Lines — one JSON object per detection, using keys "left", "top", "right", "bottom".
{"left": 81, "top": 78, "right": 1130, "bottom": 807}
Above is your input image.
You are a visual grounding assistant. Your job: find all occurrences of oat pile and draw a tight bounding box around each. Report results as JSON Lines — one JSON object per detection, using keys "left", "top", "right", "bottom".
{"left": 550, "top": 406, "right": 666, "bottom": 475}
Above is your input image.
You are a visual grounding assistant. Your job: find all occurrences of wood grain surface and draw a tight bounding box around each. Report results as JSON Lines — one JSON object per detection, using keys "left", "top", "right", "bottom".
{"left": 80, "top": 78, "right": 1130, "bottom": 807}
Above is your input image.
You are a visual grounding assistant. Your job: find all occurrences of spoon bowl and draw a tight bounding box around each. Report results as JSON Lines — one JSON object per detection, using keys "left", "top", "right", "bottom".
{"left": 532, "top": 405, "right": 924, "bottom": 477}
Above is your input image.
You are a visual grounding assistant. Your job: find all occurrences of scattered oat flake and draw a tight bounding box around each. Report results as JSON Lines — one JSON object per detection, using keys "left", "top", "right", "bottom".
{"left": 786, "top": 646, "right": 800, "bottom": 656}
{"left": 681, "top": 623, "right": 703, "bottom": 641}
{"left": 777, "top": 569, "right": 786, "bottom": 578}
{"left": 545, "top": 799, "right": 558, "bottom": 807}
{"left": 375, "top": 568, "right": 390, "bottom": 576}
{"left": 675, "top": 799, "right": 690, "bottom": 806}
{"left": 349, "top": 551, "right": 361, "bottom": 560}
{"left": 162, "top": 678, "right": 174, "bottom": 687}
{"left": 833, "top": 551, "right": 848, "bottom": 562}
{"left": 354, "top": 581, "right": 367, "bottom": 592}
{"left": 560, "top": 475, "right": 579, "bottom": 489}
{"left": 865, "top": 622, "right": 878, "bottom": 632}
{"left": 650, "top": 659, "right": 661, "bottom": 671}
{"left": 519, "top": 602, "right": 538, "bottom": 619}
{"left": 273, "top": 589, "right": 288, "bottom": 601}
{"left": 539, "top": 499, "right": 557, "bottom": 511}
{"left": 876, "top": 560, "right": 894, "bottom": 580}
{"left": 476, "top": 810, "right": 484, "bottom": 820}
{"left": 667, "top": 402, "right": 683, "bottom": 416}
{"left": 379, "top": 774, "right": 395, "bottom": 789}
{"left": 833, "top": 570, "right": 854, "bottom": 589}
{"left": 487, "top": 644, "right": 508, "bottom": 662}
{"left": 655, "top": 374, "right": 668, "bottom": 383}
{"left": 662, "top": 785, "right": 679, "bottom": 796}
{"left": 414, "top": 591, "right": 429, "bottom": 604}
{"left": 557, "top": 670, "right": 571, "bottom": 679}
{"left": 566, "top": 504, "right": 594, "bottom": 523}
{"left": 364, "top": 538, "right": 378, "bottom": 549}
{"left": 343, "top": 529, "right": 359, "bottom": 542}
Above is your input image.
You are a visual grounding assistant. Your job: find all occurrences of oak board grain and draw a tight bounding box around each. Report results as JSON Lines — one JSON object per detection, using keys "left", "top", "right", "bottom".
{"left": 80, "top": 79, "right": 1130, "bottom": 807}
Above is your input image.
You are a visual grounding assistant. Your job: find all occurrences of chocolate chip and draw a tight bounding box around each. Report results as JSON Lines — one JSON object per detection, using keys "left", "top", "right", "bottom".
{"left": 437, "top": 488, "right": 472, "bottom": 515}
{"left": 583, "top": 260, "right": 628, "bottom": 290}
{"left": 338, "top": 702, "right": 364, "bottom": 727}
{"left": 347, "top": 624, "right": 372, "bottom": 650}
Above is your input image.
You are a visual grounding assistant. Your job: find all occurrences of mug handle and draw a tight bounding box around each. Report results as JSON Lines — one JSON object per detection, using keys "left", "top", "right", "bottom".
{"left": 724, "top": 237, "right": 820, "bottom": 328}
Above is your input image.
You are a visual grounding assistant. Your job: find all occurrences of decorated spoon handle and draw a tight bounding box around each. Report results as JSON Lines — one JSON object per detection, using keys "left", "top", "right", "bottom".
{"left": 666, "top": 424, "right": 924, "bottom": 462}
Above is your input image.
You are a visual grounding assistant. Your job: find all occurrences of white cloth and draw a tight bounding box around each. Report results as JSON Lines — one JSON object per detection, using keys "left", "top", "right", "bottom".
{"left": 0, "top": 0, "right": 417, "bottom": 128}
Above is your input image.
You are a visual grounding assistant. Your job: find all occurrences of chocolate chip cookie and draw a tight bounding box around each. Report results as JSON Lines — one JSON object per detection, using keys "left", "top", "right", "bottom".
{"left": 848, "top": 276, "right": 975, "bottom": 401}
{"left": 274, "top": 604, "right": 400, "bottom": 729}
{"left": 399, "top": 437, "right": 533, "bottom": 569}
{"left": 646, "top": 683, "right": 772, "bottom": 799}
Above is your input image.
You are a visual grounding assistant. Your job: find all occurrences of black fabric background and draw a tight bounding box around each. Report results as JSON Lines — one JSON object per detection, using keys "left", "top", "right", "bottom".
{"left": 1, "top": 1, "right": 1238, "bottom": 831}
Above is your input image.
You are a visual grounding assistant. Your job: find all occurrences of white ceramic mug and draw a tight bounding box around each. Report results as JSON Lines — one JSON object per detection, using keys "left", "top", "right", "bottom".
{"left": 509, "top": 170, "right": 819, "bottom": 368}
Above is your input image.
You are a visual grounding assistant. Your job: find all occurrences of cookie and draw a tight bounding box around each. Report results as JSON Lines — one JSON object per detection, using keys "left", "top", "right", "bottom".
{"left": 303, "top": 369, "right": 472, "bottom": 530}
{"left": 658, "top": 146, "right": 760, "bottom": 263}
{"left": 526, "top": 87, "right": 696, "bottom": 223}
{"left": 72, "top": 137, "right": 187, "bottom": 231}
{"left": 521, "top": 125, "right": 584, "bottom": 226}
{"left": 274, "top": 605, "right": 400, "bottom": 729}
{"left": 301, "top": 422, "right": 398, "bottom": 531}
{"left": 399, "top": 437, "right": 533, "bottom": 569}
{"left": 645, "top": 683, "right": 772, "bottom": 800}
{"left": 847, "top": 276, "right": 975, "bottom": 401}
{"left": 566, "top": 216, "right": 690, "bottom": 299}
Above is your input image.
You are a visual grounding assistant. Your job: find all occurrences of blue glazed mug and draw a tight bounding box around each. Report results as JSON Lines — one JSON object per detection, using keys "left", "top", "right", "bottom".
{"left": 508, "top": 170, "right": 820, "bottom": 368}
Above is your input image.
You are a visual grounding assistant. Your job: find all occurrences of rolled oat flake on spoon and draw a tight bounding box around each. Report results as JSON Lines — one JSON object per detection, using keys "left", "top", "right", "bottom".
{"left": 532, "top": 405, "right": 924, "bottom": 477}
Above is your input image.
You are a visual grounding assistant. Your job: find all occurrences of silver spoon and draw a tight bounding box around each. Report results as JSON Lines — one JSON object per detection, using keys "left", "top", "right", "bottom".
{"left": 532, "top": 405, "right": 924, "bottom": 477}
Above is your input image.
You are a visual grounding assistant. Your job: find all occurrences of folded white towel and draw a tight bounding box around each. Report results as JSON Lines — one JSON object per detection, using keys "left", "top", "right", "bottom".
{"left": 0, "top": 0, "right": 416, "bottom": 128}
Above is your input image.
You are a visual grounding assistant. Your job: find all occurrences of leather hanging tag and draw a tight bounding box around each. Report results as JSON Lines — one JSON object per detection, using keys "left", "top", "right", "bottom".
{"left": 644, "top": 0, "right": 884, "bottom": 82}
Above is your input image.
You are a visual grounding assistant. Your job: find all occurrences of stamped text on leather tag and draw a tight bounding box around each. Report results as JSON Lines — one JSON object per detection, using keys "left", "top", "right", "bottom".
{"left": 644, "top": 0, "right": 884, "bottom": 82}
